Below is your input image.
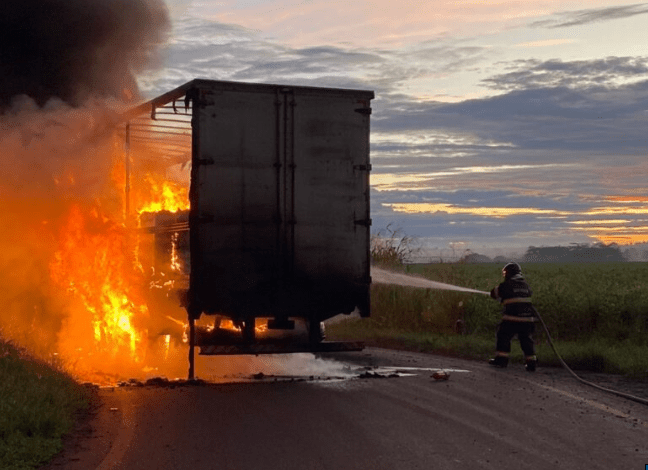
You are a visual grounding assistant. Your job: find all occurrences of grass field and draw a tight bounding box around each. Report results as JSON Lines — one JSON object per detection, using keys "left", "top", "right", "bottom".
{"left": 328, "top": 262, "right": 648, "bottom": 378}
{"left": 0, "top": 339, "right": 89, "bottom": 470}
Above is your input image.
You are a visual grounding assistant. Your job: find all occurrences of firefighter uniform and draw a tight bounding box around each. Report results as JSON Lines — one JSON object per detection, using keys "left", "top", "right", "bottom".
{"left": 489, "top": 263, "right": 538, "bottom": 371}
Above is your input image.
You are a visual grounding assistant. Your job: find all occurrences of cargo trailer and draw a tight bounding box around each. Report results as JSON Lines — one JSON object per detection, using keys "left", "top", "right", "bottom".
{"left": 122, "top": 79, "right": 373, "bottom": 378}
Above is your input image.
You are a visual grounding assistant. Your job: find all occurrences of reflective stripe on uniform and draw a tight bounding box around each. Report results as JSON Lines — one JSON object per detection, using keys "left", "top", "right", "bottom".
{"left": 502, "top": 314, "right": 536, "bottom": 322}
{"left": 502, "top": 297, "right": 532, "bottom": 305}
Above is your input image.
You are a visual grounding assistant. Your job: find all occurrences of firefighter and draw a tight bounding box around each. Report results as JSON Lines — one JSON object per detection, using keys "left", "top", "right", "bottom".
{"left": 488, "top": 262, "right": 538, "bottom": 371}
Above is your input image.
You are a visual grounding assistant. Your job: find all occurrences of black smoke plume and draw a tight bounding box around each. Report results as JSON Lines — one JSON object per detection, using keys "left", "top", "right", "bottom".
{"left": 0, "top": 0, "right": 170, "bottom": 372}
{"left": 0, "top": 0, "right": 170, "bottom": 108}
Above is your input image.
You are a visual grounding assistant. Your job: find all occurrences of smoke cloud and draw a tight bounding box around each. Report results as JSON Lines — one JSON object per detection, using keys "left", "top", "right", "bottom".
{"left": 0, "top": 0, "right": 172, "bottom": 381}
{"left": 0, "top": 0, "right": 170, "bottom": 107}
{"left": 0, "top": 102, "right": 123, "bottom": 359}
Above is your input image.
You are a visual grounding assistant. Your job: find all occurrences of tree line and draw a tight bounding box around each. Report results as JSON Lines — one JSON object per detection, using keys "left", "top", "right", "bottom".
{"left": 461, "top": 243, "right": 640, "bottom": 263}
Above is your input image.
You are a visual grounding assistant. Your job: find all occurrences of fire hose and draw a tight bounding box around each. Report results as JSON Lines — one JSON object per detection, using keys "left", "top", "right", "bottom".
{"left": 532, "top": 308, "right": 648, "bottom": 407}
{"left": 466, "top": 287, "right": 648, "bottom": 406}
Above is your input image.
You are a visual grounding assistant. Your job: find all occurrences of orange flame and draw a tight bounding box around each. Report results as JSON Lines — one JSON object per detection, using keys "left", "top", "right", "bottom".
{"left": 50, "top": 205, "right": 148, "bottom": 373}
{"left": 0, "top": 103, "right": 195, "bottom": 384}
{"left": 170, "top": 232, "right": 181, "bottom": 272}
{"left": 49, "top": 152, "right": 190, "bottom": 381}
{"left": 137, "top": 174, "right": 189, "bottom": 214}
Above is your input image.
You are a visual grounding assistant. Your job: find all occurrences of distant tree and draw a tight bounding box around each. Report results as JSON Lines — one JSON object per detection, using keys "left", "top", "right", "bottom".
{"left": 524, "top": 243, "right": 625, "bottom": 262}
{"left": 459, "top": 252, "right": 493, "bottom": 263}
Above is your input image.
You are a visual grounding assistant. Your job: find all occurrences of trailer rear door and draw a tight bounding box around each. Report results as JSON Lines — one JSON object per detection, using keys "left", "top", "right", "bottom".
{"left": 188, "top": 80, "right": 373, "bottom": 322}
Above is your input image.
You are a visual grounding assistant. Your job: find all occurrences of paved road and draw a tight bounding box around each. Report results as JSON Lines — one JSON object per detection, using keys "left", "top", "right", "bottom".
{"left": 45, "top": 348, "right": 648, "bottom": 470}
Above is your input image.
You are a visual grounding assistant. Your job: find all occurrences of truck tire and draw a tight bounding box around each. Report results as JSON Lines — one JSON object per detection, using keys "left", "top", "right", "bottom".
{"left": 308, "top": 320, "right": 325, "bottom": 344}
{"left": 242, "top": 319, "right": 255, "bottom": 343}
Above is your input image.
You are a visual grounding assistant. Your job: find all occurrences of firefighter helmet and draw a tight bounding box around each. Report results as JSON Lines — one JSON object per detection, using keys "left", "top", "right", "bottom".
{"left": 502, "top": 262, "right": 522, "bottom": 278}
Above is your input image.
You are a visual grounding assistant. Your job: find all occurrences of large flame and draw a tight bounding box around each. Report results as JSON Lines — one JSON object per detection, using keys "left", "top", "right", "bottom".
{"left": 47, "top": 133, "right": 190, "bottom": 382}
{"left": 138, "top": 174, "right": 189, "bottom": 214}
{"left": 50, "top": 205, "right": 147, "bottom": 369}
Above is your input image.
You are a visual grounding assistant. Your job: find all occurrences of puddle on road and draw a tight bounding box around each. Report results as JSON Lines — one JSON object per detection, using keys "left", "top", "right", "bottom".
{"left": 103, "top": 360, "right": 472, "bottom": 388}
{"left": 229, "top": 365, "right": 471, "bottom": 384}
{"left": 377, "top": 366, "right": 471, "bottom": 374}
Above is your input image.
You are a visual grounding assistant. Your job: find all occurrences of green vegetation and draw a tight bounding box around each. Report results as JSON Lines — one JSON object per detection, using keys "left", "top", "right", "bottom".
{"left": 328, "top": 262, "right": 648, "bottom": 378}
{"left": 0, "top": 339, "right": 89, "bottom": 470}
{"left": 370, "top": 224, "right": 419, "bottom": 266}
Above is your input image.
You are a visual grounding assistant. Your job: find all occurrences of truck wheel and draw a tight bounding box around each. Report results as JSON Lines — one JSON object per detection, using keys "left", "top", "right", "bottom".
{"left": 242, "top": 319, "right": 255, "bottom": 343}
{"left": 308, "top": 320, "right": 325, "bottom": 344}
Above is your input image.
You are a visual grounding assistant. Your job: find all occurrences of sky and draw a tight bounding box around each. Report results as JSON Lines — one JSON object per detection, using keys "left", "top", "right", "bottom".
{"left": 140, "top": 0, "right": 648, "bottom": 259}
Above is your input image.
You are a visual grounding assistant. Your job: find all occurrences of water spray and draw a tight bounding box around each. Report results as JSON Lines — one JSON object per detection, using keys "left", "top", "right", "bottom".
{"left": 371, "top": 267, "right": 490, "bottom": 295}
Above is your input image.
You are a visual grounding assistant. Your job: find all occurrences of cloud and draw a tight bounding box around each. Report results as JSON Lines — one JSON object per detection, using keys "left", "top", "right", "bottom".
{"left": 229, "top": 45, "right": 386, "bottom": 82}
{"left": 366, "top": 57, "right": 648, "bottom": 249}
{"left": 531, "top": 3, "right": 648, "bottom": 29}
{"left": 514, "top": 39, "right": 576, "bottom": 48}
{"left": 482, "top": 57, "right": 648, "bottom": 91}
{"left": 190, "top": 0, "right": 536, "bottom": 48}
{"left": 139, "top": 16, "right": 395, "bottom": 95}
{"left": 140, "top": 14, "right": 491, "bottom": 100}
{"left": 370, "top": 183, "right": 648, "bottom": 250}
{"left": 385, "top": 202, "right": 571, "bottom": 218}
{"left": 374, "top": 63, "right": 648, "bottom": 154}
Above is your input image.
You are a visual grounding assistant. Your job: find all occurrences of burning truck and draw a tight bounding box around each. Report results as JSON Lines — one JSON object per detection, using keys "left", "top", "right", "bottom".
{"left": 122, "top": 79, "right": 373, "bottom": 378}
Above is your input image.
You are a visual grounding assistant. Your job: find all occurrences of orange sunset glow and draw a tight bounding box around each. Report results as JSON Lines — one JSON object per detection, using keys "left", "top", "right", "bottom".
{"left": 385, "top": 201, "right": 648, "bottom": 246}
{"left": 384, "top": 202, "right": 571, "bottom": 218}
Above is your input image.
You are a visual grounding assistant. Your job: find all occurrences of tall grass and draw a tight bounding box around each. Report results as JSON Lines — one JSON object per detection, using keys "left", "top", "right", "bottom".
{"left": 0, "top": 339, "right": 89, "bottom": 470}
{"left": 328, "top": 262, "right": 648, "bottom": 377}
{"left": 405, "top": 262, "right": 648, "bottom": 344}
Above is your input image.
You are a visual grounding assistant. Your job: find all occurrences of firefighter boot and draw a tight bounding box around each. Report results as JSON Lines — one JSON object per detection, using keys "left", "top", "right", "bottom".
{"left": 525, "top": 356, "right": 537, "bottom": 372}
{"left": 488, "top": 356, "right": 509, "bottom": 368}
